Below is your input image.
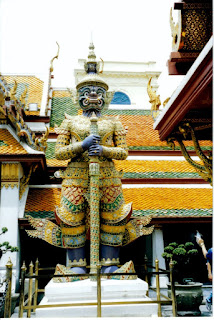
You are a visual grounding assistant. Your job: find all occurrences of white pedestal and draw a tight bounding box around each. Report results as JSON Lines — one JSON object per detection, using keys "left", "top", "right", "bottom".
{"left": 36, "top": 278, "right": 158, "bottom": 318}
{"left": 151, "top": 275, "right": 169, "bottom": 288}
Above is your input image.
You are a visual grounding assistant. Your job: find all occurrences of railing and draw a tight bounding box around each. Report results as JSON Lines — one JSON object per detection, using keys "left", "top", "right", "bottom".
{"left": 4, "top": 258, "right": 177, "bottom": 318}
{"left": 1, "top": 258, "right": 13, "bottom": 318}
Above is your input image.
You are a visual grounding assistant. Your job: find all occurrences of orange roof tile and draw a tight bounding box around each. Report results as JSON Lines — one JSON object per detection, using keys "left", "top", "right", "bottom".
{"left": 25, "top": 187, "right": 212, "bottom": 218}
{"left": 0, "top": 129, "right": 27, "bottom": 154}
{"left": 48, "top": 111, "right": 212, "bottom": 149}
{"left": 115, "top": 160, "right": 202, "bottom": 173}
{"left": 25, "top": 188, "right": 61, "bottom": 212}
{"left": 123, "top": 187, "right": 212, "bottom": 210}
{"left": 120, "top": 114, "right": 212, "bottom": 148}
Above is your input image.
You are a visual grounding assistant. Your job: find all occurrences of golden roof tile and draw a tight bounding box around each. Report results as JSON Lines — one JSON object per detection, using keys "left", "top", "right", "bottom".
{"left": 0, "top": 129, "right": 27, "bottom": 154}
{"left": 52, "top": 90, "right": 71, "bottom": 98}
{"left": 46, "top": 159, "right": 68, "bottom": 166}
{"left": 4, "top": 75, "right": 43, "bottom": 110}
{"left": 25, "top": 111, "right": 40, "bottom": 116}
{"left": 24, "top": 187, "right": 212, "bottom": 218}
{"left": 25, "top": 188, "right": 61, "bottom": 212}
{"left": 115, "top": 160, "right": 201, "bottom": 173}
{"left": 123, "top": 187, "right": 212, "bottom": 210}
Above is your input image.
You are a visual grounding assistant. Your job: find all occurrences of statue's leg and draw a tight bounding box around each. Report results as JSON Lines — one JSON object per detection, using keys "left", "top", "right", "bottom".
{"left": 56, "top": 185, "right": 88, "bottom": 274}
{"left": 100, "top": 244, "right": 120, "bottom": 273}
{"left": 67, "top": 246, "right": 87, "bottom": 274}
{"left": 100, "top": 185, "right": 131, "bottom": 273}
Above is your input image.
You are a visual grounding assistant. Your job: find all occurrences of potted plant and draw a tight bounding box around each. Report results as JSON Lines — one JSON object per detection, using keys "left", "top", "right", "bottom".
{"left": 162, "top": 241, "right": 203, "bottom": 316}
{"left": 0, "top": 227, "right": 19, "bottom": 317}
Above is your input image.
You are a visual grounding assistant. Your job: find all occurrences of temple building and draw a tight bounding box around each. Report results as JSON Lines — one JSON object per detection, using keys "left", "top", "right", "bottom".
{"left": 0, "top": 0, "right": 212, "bottom": 295}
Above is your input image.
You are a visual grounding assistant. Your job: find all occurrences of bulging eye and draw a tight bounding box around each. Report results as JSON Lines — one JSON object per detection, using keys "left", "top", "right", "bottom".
{"left": 97, "top": 88, "right": 105, "bottom": 95}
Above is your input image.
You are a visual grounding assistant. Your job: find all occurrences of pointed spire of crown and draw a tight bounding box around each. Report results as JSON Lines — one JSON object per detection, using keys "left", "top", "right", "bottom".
{"left": 84, "top": 42, "right": 98, "bottom": 74}
{"left": 77, "top": 42, "right": 108, "bottom": 91}
{"left": 88, "top": 42, "right": 96, "bottom": 62}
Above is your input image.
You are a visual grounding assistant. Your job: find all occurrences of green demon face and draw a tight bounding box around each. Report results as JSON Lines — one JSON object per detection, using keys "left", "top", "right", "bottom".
{"left": 78, "top": 85, "right": 106, "bottom": 112}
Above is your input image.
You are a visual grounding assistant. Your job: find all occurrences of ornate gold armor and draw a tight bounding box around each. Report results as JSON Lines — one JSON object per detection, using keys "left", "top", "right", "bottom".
{"left": 54, "top": 114, "right": 132, "bottom": 249}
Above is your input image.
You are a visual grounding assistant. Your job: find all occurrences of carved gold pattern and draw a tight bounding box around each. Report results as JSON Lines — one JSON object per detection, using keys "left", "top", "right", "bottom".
{"left": 163, "top": 97, "right": 170, "bottom": 107}
{"left": 100, "top": 257, "right": 120, "bottom": 266}
{"left": 9, "top": 80, "right": 18, "bottom": 101}
{"left": 53, "top": 264, "right": 88, "bottom": 283}
{"left": 1, "top": 163, "right": 19, "bottom": 189}
{"left": 55, "top": 115, "right": 128, "bottom": 162}
{"left": 147, "top": 78, "right": 161, "bottom": 112}
{"left": 68, "top": 258, "right": 87, "bottom": 267}
{"left": 167, "top": 123, "right": 212, "bottom": 185}
{"left": 170, "top": 5, "right": 212, "bottom": 53}
{"left": 181, "top": 9, "right": 212, "bottom": 52}
{"left": 39, "top": 127, "right": 49, "bottom": 149}
{"left": 110, "top": 260, "right": 137, "bottom": 280}
{"left": 19, "top": 85, "right": 28, "bottom": 107}
{"left": 0, "top": 75, "right": 47, "bottom": 151}
{"left": 147, "top": 77, "right": 170, "bottom": 120}
{"left": 19, "top": 165, "right": 38, "bottom": 199}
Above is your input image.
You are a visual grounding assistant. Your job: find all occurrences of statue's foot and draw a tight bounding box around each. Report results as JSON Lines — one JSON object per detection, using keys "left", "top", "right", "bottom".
{"left": 110, "top": 260, "right": 137, "bottom": 280}
{"left": 70, "top": 266, "right": 87, "bottom": 274}
{"left": 101, "top": 265, "right": 118, "bottom": 274}
{"left": 53, "top": 264, "right": 88, "bottom": 283}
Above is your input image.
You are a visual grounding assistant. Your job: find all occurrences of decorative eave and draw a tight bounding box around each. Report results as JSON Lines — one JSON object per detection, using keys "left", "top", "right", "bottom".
{"left": 154, "top": 37, "right": 212, "bottom": 184}
{"left": 23, "top": 115, "right": 50, "bottom": 123}
{"left": 154, "top": 37, "right": 212, "bottom": 141}
{"left": 18, "top": 215, "right": 212, "bottom": 229}
{"left": 0, "top": 75, "right": 49, "bottom": 152}
{"left": 1, "top": 105, "right": 49, "bottom": 152}
{"left": 0, "top": 153, "right": 48, "bottom": 184}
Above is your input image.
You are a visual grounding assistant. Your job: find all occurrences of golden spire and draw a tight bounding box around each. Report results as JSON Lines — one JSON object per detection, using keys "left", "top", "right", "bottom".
{"left": 20, "top": 85, "right": 28, "bottom": 107}
{"left": 10, "top": 80, "right": 17, "bottom": 101}
{"left": 50, "top": 42, "right": 60, "bottom": 72}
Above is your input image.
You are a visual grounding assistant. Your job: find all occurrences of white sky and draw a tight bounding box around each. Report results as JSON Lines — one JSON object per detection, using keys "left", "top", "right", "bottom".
{"left": 0, "top": 0, "right": 176, "bottom": 88}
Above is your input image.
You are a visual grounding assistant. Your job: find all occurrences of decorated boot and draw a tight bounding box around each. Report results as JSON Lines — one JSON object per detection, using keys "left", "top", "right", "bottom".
{"left": 100, "top": 245, "right": 120, "bottom": 273}
{"left": 54, "top": 247, "right": 87, "bottom": 283}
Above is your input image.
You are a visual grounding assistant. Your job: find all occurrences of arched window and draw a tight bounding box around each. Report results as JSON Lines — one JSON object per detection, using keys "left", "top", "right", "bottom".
{"left": 110, "top": 91, "right": 131, "bottom": 105}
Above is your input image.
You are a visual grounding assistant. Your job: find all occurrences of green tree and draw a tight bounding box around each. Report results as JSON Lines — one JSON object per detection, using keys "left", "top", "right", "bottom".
{"left": 0, "top": 228, "right": 19, "bottom": 259}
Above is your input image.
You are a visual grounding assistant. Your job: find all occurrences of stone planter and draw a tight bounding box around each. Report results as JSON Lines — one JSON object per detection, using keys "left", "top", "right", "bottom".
{"left": 168, "top": 282, "right": 203, "bottom": 316}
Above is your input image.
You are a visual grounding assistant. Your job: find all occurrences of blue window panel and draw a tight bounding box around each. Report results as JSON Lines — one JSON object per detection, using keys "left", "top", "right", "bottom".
{"left": 110, "top": 91, "right": 131, "bottom": 105}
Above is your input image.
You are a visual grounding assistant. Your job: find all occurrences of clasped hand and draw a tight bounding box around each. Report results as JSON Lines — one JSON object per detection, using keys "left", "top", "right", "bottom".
{"left": 82, "top": 134, "right": 103, "bottom": 156}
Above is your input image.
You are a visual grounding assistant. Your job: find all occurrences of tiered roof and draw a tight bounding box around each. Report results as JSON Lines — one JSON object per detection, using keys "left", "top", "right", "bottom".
{"left": 1, "top": 76, "right": 212, "bottom": 222}
{"left": 49, "top": 90, "right": 212, "bottom": 152}
{"left": 4, "top": 75, "right": 43, "bottom": 113}
{"left": 0, "top": 129, "right": 27, "bottom": 155}
{"left": 24, "top": 187, "right": 212, "bottom": 220}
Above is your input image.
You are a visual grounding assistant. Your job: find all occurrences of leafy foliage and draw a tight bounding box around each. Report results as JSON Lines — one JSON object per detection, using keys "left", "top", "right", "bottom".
{"left": 162, "top": 241, "right": 199, "bottom": 284}
{"left": 0, "top": 228, "right": 19, "bottom": 259}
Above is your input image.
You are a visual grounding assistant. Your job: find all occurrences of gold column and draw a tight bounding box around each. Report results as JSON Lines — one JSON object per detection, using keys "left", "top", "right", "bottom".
{"left": 1, "top": 163, "right": 20, "bottom": 189}
{"left": 155, "top": 259, "right": 162, "bottom": 317}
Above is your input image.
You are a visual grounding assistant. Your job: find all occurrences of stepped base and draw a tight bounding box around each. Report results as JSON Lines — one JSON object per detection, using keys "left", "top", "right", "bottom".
{"left": 35, "top": 278, "right": 158, "bottom": 317}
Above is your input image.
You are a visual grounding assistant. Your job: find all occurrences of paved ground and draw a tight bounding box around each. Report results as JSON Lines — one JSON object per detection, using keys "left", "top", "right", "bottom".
{"left": 12, "top": 286, "right": 213, "bottom": 318}
{"left": 149, "top": 286, "right": 213, "bottom": 318}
